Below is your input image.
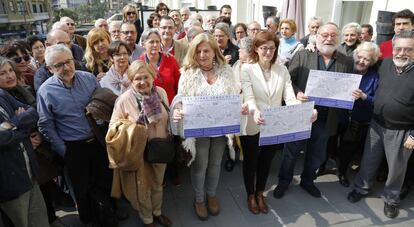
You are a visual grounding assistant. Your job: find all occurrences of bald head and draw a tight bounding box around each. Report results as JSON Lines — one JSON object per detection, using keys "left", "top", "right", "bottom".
{"left": 52, "top": 21, "right": 70, "bottom": 34}
{"left": 47, "top": 29, "right": 71, "bottom": 48}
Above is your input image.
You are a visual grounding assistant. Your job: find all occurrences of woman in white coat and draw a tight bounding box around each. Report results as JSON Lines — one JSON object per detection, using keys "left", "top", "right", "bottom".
{"left": 240, "top": 31, "right": 315, "bottom": 214}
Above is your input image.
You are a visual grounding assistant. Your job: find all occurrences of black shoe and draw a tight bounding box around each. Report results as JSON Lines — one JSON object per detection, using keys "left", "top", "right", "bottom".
{"left": 300, "top": 182, "right": 321, "bottom": 198}
{"left": 384, "top": 202, "right": 399, "bottom": 219}
{"left": 347, "top": 189, "right": 365, "bottom": 203}
{"left": 338, "top": 174, "right": 350, "bottom": 187}
{"left": 273, "top": 185, "right": 288, "bottom": 199}
{"left": 317, "top": 166, "right": 327, "bottom": 176}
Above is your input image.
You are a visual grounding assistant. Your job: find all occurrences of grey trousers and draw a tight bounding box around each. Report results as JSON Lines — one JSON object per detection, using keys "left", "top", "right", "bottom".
{"left": 0, "top": 181, "right": 49, "bottom": 227}
{"left": 190, "top": 136, "right": 227, "bottom": 202}
{"left": 353, "top": 120, "right": 413, "bottom": 205}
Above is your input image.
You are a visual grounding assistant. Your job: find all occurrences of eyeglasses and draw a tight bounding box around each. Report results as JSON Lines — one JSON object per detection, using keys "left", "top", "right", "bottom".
{"left": 393, "top": 47, "right": 414, "bottom": 54}
{"left": 126, "top": 12, "right": 136, "bottom": 16}
{"left": 159, "top": 8, "right": 168, "bottom": 11}
{"left": 318, "top": 33, "right": 338, "bottom": 39}
{"left": 249, "top": 28, "right": 261, "bottom": 32}
{"left": 159, "top": 26, "right": 175, "bottom": 30}
{"left": 12, "top": 55, "right": 31, "bottom": 63}
{"left": 113, "top": 52, "right": 129, "bottom": 57}
{"left": 121, "top": 30, "right": 136, "bottom": 35}
{"left": 52, "top": 59, "right": 74, "bottom": 69}
{"left": 66, "top": 23, "right": 75, "bottom": 26}
{"left": 258, "top": 46, "right": 276, "bottom": 52}
{"left": 110, "top": 29, "right": 120, "bottom": 34}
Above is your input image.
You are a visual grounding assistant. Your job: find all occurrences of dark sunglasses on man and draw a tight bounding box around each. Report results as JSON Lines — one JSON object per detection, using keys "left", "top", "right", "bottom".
{"left": 12, "top": 55, "right": 31, "bottom": 63}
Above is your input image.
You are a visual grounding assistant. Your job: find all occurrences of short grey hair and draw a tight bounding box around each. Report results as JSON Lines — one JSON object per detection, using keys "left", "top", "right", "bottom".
{"left": 393, "top": 30, "right": 414, "bottom": 44}
{"left": 51, "top": 21, "right": 68, "bottom": 31}
{"left": 94, "top": 18, "right": 107, "bottom": 28}
{"left": 0, "top": 56, "right": 16, "bottom": 72}
{"left": 342, "top": 22, "right": 362, "bottom": 36}
{"left": 308, "top": 16, "right": 323, "bottom": 27}
{"left": 140, "top": 28, "right": 161, "bottom": 46}
{"left": 353, "top": 41, "right": 380, "bottom": 65}
{"left": 186, "top": 26, "right": 204, "bottom": 41}
{"left": 239, "top": 37, "right": 253, "bottom": 53}
{"left": 214, "top": 22, "right": 231, "bottom": 39}
{"left": 108, "top": 21, "right": 122, "bottom": 31}
{"left": 44, "top": 44, "right": 73, "bottom": 67}
{"left": 184, "top": 19, "right": 202, "bottom": 30}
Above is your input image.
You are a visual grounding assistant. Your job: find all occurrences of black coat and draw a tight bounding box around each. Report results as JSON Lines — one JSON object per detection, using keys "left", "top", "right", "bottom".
{"left": 223, "top": 41, "right": 239, "bottom": 66}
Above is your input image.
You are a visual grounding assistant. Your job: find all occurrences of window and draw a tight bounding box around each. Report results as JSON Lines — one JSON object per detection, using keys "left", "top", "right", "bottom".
{"left": 39, "top": 4, "right": 43, "bottom": 12}
{"left": 17, "top": 2, "right": 25, "bottom": 15}
{"left": 32, "top": 4, "right": 37, "bottom": 13}
{"left": 9, "top": 2, "right": 15, "bottom": 13}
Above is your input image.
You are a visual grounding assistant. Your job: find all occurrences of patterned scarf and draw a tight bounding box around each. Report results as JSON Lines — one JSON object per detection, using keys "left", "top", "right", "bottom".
{"left": 133, "top": 86, "right": 162, "bottom": 125}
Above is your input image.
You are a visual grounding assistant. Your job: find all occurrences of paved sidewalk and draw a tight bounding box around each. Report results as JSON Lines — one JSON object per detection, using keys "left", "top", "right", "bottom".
{"left": 56, "top": 152, "right": 414, "bottom": 227}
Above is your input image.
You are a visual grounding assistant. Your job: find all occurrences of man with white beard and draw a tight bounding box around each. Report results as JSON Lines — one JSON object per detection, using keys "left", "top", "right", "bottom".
{"left": 348, "top": 30, "right": 414, "bottom": 219}
{"left": 273, "top": 22, "right": 354, "bottom": 199}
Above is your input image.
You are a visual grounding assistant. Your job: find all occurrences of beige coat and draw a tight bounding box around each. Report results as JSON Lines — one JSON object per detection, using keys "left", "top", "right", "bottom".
{"left": 241, "top": 63, "right": 301, "bottom": 135}
{"left": 108, "top": 86, "right": 169, "bottom": 211}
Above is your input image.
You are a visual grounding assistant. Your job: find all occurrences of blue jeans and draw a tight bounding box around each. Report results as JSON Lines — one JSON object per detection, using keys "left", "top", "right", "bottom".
{"left": 278, "top": 118, "right": 330, "bottom": 186}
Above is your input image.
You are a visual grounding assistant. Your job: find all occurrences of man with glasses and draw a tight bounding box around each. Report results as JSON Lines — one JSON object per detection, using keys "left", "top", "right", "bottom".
{"left": 348, "top": 30, "right": 414, "bottom": 219}
{"left": 120, "top": 22, "right": 144, "bottom": 62}
{"left": 60, "top": 16, "right": 87, "bottom": 51}
{"left": 158, "top": 16, "right": 186, "bottom": 65}
{"left": 265, "top": 16, "right": 280, "bottom": 35}
{"left": 247, "top": 22, "right": 261, "bottom": 38}
{"left": 379, "top": 9, "right": 414, "bottom": 59}
{"left": 108, "top": 21, "right": 122, "bottom": 41}
{"left": 34, "top": 29, "right": 86, "bottom": 91}
{"left": 37, "top": 44, "right": 113, "bottom": 226}
{"left": 273, "top": 22, "right": 354, "bottom": 199}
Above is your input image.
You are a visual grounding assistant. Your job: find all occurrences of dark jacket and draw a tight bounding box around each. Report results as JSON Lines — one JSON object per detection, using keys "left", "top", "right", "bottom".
{"left": 0, "top": 89, "right": 39, "bottom": 202}
{"left": 288, "top": 49, "right": 354, "bottom": 134}
{"left": 223, "top": 41, "right": 239, "bottom": 66}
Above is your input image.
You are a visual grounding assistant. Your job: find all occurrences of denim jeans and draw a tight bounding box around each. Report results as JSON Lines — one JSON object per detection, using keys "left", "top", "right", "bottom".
{"left": 278, "top": 118, "right": 330, "bottom": 186}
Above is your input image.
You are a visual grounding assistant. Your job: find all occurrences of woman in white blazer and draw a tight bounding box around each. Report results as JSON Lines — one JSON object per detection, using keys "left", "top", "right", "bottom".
{"left": 240, "top": 31, "right": 303, "bottom": 215}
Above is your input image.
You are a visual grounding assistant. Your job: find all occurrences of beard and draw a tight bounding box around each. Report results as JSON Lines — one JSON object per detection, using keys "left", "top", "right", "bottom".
{"left": 393, "top": 56, "right": 414, "bottom": 68}
{"left": 316, "top": 43, "right": 338, "bottom": 55}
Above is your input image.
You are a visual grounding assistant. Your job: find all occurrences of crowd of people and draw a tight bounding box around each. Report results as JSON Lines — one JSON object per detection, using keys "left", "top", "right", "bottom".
{"left": 0, "top": 2, "right": 413, "bottom": 227}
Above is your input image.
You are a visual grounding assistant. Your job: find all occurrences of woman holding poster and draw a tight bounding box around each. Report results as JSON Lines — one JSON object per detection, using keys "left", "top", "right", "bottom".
{"left": 240, "top": 31, "right": 315, "bottom": 214}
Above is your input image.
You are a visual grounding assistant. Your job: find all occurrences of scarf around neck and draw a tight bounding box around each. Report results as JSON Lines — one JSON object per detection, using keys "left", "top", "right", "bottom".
{"left": 133, "top": 86, "right": 162, "bottom": 125}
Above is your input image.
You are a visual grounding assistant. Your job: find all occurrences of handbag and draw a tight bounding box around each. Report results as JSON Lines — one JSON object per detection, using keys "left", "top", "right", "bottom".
{"left": 136, "top": 95, "right": 175, "bottom": 163}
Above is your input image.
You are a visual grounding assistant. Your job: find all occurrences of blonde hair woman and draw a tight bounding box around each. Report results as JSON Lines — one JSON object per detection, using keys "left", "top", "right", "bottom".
{"left": 171, "top": 33, "right": 244, "bottom": 220}
{"left": 84, "top": 28, "right": 111, "bottom": 80}
{"left": 110, "top": 60, "right": 172, "bottom": 227}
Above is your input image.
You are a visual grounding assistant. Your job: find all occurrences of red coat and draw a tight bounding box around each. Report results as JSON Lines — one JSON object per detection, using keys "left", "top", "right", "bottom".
{"left": 379, "top": 39, "right": 392, "bottom": 60}
{"left": 139, "top": 54, "right": 180, "bottom": 104}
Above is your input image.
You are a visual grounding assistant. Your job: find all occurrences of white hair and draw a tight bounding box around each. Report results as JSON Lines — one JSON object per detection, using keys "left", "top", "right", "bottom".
{"left": 342, "top": 22, "right": 362, "bottom": 35}
{"left": 94, "top": 18, "right": 107, "bottom": 28}
{"left": 353, "top": 41, "right": 380, "bottom": 65}
{"left": 308, "top": 16, "right": 323, "bottom": 27}
{"left": 45, "top": 44, "right": 73, "bottom": 67}
{"left": 184, "top": 19, "right": 202, "bottom": 31}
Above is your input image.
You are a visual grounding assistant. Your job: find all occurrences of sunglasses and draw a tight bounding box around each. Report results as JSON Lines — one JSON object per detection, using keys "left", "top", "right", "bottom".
{"left": 66, "top": 23, "right": 75, "bottom": 26}
{"left": 127, "top": 12, "right": 136, "bottom": 16}
{"left": 12, "top": 55, "right": 31, "bottom": 63}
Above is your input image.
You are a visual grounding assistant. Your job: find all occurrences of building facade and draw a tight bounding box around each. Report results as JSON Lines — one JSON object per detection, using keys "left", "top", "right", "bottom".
{"left": 0, "top": 0, "right": 52, "bottom": 41}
